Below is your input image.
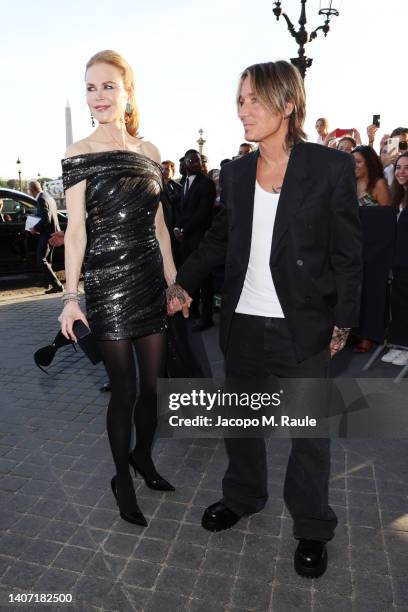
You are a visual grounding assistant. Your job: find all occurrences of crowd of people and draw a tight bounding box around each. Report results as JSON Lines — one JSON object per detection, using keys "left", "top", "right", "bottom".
{"left": 313, "top": 119, "right": 408, "bottom": 365}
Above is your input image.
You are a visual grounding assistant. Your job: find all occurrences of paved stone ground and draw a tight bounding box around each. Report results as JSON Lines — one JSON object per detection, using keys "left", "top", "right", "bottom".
{"left": 0, "top": 291, "right": 407, "bottom": 611}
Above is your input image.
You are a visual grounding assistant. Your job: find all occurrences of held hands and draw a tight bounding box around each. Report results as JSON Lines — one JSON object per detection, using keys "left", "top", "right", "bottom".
{"left": 330, "top": 326, "right": 351, "bottom": 357}
{"left": 58, "top": 301, "right": 89, "bottom": 342}
{"left": 166, "top": 283, "right": 192, "bottom": 318}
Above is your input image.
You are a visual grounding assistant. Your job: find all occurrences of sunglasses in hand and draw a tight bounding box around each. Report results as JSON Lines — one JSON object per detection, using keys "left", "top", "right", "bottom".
{"left": 34, "top": 331, "right": 77, "bottom": 373}
{"left": 34, "top": 320, "right": 102, "bottom": 373}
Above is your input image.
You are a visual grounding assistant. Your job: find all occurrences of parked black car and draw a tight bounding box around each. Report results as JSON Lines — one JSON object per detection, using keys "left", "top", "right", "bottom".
{"left": 0, "top": 188, "right": 67, "bottom": 276}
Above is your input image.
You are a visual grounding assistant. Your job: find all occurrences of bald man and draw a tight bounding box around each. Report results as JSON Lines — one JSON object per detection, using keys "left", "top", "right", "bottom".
{"left": 28, "top": 181, "right": 63, "bottom": 293}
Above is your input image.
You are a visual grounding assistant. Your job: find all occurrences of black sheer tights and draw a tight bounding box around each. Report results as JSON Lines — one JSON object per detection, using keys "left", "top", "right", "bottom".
{"left": 97, "top": 333, "right": 166, "bottom": 484}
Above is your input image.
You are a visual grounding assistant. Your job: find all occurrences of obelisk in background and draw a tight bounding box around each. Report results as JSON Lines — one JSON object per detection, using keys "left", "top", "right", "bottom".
{"left": 65, "top": 100, "right": 73, "bottom": 148}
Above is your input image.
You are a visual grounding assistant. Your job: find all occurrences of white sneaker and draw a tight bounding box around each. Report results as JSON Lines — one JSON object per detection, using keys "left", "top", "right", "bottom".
{"left": 381, "top": 349, "right": 402, "bottom": 363}
{"left": 392, "top": 351, "right": 408, "bottom": 366}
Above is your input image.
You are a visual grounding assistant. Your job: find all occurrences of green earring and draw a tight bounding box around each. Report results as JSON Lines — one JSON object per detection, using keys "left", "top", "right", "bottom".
{"left": 125, "top": 102, "right": 132, "bottom": 114}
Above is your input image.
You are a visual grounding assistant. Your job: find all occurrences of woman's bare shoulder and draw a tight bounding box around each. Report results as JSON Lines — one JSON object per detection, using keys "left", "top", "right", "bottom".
{"left": 138, "top": 139, "right": 161, "bottom": 164}
{"left": 64, "top": 138, "right": 95, "bottom": 159}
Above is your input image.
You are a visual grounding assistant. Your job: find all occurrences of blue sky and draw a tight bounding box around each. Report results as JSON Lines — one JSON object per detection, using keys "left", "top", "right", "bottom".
{"left": 1, "top": 0, "right": 407, "bottom": 179}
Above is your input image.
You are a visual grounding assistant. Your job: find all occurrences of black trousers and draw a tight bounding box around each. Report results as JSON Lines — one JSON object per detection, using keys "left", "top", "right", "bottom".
{"left": 222, "top": 313, "right": 338, "bottom": 542}
{"left": 388, "top": 267, "right": 408, "bottom": 347}
{"left": 36, "top": 235, "right": 62, "bottom": 288}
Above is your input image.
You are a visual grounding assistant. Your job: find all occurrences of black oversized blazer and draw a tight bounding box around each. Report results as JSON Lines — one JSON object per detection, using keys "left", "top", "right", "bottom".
{"left": 177, "top": 142, "right": 363, "bottom": 361}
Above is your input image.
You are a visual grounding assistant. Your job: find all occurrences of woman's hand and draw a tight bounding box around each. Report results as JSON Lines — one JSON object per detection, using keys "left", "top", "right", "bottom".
{"left": 58, "top": 301, "right": 89, "bottom": 341}
{"left": 352, "top": 128, "right": 362, "bottom": 144}
{"left": 366, "top": 124, "right": 378, "bottom": 144}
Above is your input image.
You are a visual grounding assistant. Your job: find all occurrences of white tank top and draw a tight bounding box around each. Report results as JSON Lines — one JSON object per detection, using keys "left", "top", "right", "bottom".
{"left": 235, "top": 181, "right": 285, "bottom": 318}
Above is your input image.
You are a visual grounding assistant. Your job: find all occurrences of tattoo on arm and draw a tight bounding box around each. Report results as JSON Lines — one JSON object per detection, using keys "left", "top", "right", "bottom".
{"left": 166, "top": 283, "right": 186, "bottom": 304}
{"left": 332, "top": 326, "right": 351, "bottom": 344}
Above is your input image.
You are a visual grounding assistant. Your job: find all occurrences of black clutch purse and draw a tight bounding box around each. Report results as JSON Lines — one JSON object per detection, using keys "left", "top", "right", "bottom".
{"left": 34, "top": 320, "right": 102, "bottom": 373}
{"left": 72, "top": 320, "right": 102, "bottom": 365}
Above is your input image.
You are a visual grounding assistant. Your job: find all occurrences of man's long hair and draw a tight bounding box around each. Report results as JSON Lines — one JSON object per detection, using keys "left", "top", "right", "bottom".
{"left": 237, "top": 61, "right": 306, "bottom": 150}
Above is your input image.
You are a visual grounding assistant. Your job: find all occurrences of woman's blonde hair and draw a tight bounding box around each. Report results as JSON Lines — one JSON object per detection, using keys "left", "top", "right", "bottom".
{"left": 86, "top": 50, "right": 139, "bottom": 137}
{"left": 237, "top": 61, "right": 306, "bottom": 149}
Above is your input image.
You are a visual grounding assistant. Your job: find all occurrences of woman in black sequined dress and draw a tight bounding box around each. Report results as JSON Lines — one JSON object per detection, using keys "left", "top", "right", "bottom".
{"left": 59, "top": 50, "right": 190, "bottom": 526}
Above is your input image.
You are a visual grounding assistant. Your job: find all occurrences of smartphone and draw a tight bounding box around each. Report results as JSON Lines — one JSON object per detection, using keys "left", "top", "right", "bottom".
{"left": 399, "top": 140, "right": 408, "bottom": 152}
{"left": 385, "top": 137, "right": 400, "bottom": 157}
{"left": 373, "top": 114, "right": 381, "bottom": 128}
{"left": 335, "top": 128, "right": 352, "bottom": 138}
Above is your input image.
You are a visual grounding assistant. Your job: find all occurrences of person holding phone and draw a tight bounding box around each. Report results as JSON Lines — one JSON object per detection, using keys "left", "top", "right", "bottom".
{"left": 323, "top": 127, "right": 361, "bottom": 148}
{"left": 379, "top": 127, "right": 408, "bottom": 187}
{"left": 59, "top": 50, "right": 190, "bottom": 527}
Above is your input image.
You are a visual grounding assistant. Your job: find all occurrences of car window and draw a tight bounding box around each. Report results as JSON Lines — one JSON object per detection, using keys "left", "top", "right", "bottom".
{"left": 0, "top": 199, "right": 36, "bottom": 224}
{"left": 2, "top": 199, "right": 35, "bottom": 213}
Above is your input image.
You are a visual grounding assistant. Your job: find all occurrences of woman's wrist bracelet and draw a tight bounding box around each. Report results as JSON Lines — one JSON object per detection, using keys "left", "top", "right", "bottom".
{"left": 62, "top": 292, "right": 80, "bottom": 306}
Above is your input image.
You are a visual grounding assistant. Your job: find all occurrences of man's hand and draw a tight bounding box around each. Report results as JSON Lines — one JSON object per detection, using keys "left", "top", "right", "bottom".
{"left": 166, "top": 283, "right": 192, "bottom": 318}
{"left": 49, "top": 231, "right": 65, "bottom": 247}
{"left": 330, "top": 326, "right": 351, "bottom": 357}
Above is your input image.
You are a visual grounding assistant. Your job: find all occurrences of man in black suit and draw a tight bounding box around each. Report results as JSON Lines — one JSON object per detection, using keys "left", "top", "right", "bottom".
{"left": 168, "top": 61, "right": 362, "bottom": 578}
{"left": 174, "top": 149, "right": 216, "bottom": 330}
{"left": 28, "top": 181, "right": 63, "bottom": 294}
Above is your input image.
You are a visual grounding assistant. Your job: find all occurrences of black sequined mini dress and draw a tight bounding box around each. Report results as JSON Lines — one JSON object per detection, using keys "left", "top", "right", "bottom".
{"left": 61, "top": 150, "right": 167, "bottom": 340}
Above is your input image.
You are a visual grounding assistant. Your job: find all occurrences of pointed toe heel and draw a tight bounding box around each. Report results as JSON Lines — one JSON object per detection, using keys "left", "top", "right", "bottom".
{"left": 129, "top": 454, "right": 175, "bottom": 492}
{"left": 111, "top": 476, "right": 148, "bottom": 527}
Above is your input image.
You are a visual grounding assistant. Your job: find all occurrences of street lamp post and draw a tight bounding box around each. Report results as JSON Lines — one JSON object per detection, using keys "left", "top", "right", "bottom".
{"left": 272, "top": 0, "right": 339, "bottom": 79}
{"left": 16, "top": 158, "right": 22, "bottom": 191}
{"left": 197, "top": 128, "right": 206, "bottom": 156}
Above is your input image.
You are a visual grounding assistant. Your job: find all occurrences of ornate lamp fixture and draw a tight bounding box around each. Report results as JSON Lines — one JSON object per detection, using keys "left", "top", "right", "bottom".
{"left": 272, "top": 0, "right": 340, "bottom": 78}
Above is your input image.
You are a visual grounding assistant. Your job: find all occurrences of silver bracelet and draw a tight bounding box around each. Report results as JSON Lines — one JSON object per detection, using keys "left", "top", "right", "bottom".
{"left": 62, "top": 292, "right": 80, "bottom": 306}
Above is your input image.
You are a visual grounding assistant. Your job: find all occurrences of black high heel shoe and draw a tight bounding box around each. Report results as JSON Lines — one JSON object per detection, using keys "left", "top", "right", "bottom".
{"left": 129, "top": 453, "right": 175, "bottom": 492}
{"left": 110, "top": 476, "right": 147, "bottom": 526}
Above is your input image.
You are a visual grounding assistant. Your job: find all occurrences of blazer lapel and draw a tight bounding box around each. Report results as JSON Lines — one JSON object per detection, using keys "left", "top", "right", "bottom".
{"left": 270, "top": 142, "right": 313, "bottom": 263}
{"left": 231, "top": 150, "right": 259, "bottom": 272}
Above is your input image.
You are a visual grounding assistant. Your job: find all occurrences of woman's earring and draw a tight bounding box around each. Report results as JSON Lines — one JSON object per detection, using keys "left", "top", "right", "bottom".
{"left": 125, "top": 102, "right": 132, "bottom": 114}
{"left": 91, "top": 115, "right": 95, "bottom": 128}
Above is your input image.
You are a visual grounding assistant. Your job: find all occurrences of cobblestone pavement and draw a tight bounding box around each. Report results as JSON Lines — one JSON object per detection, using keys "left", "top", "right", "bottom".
{"left": 0, "top": 292, "right": 407, "bottom": 611}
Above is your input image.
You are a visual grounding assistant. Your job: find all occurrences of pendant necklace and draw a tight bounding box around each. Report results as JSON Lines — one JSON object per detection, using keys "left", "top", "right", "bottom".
{"left": 99, "top": 123, "right": 128, "bottom": 151}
